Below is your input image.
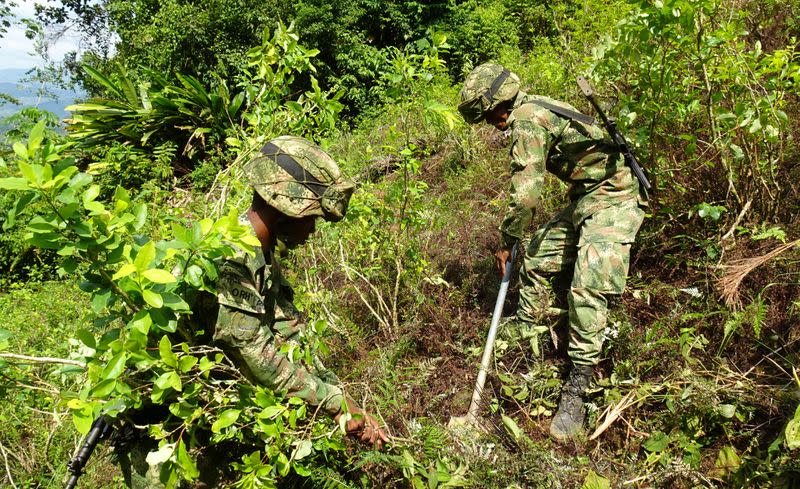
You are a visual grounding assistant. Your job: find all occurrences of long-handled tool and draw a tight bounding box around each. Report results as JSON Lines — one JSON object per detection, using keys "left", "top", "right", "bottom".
{"left": 449, "top": 242, "right": 518, "bottom": 428}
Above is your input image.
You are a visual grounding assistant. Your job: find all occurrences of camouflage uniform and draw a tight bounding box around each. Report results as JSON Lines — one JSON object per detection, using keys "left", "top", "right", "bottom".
{"left": 118, "top": 136, "right": 354, "bottom": 488}
{"left": 210, "top": 135, "right": 353, "bottom": 410}
{"left": 209, "top": 225, "right": 344, "bottom": 413}
{"left": 460, "top": 65, "right": 646, "bottom": 367}
{"left": 506, "top": 92, "right": 646, "bottom": 365}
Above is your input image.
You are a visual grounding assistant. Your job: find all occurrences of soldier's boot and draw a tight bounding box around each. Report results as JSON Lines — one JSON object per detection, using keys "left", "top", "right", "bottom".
{"left": 549, "top": 364, "right": 593, "bottom": 441}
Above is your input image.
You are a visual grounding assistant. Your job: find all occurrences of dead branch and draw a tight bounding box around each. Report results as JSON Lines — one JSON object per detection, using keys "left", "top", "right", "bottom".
{"left": 0, "top": 353, "right": 86, "bottom": 368}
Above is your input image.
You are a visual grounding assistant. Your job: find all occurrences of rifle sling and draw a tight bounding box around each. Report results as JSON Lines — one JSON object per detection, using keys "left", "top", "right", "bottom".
{"left": 532, "top": 99, "right": 596, "bottom": 126}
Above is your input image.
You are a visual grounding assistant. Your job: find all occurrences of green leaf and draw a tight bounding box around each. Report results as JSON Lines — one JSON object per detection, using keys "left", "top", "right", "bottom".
{"left": 501, "top": 414, "right": 523, "bottom": 441}
{"left": 113, "top": 186, "right": 131, "bottom": 205}
{"left": 72, "top": 409, "right": 94, "bottom": 435}
{"left": 159, "top": 335, "right": 178, "bottom": 367}
{"left": 718, "top": 404, "right": 736, "bottom": 419}
{"left": 275, "top": 452, "right": 290, "bottom": 477}
{"left": 0, "top": 328, "right": 12, "bottom": 351}
{"left": 91, "top": 289, "right": 112, "bottom": 313}
{"left": 28, "top": 120, "right": 45, "bottom": 148}
{"left": 112, "top": 263, "right": 137, "bottom": 280}
{"left": 83, "top": 184, "right": 100, "bottom": 204}
{"left": 13, "top": 141, "right": 29, "bottom": 160}
{"left": 785, "top": 405, "right": 800, "bottom": 450}
{"left": 131, "top": 203, "right": 147, "bottom": 230}
{"left": 143, "top": 268, "right": 176, "bottom": 284}
{"left": 185, "top": 265, "right": 204, "bottom": 288}
{"left": 69, "top": 172, "right": 93, "bottom": 189}
{"left": 155, "top": 371, "right": 182, "bottom": 392}
{"left": 161, "top": 293, "right": 190, "bottom": 312}
{"left": 129, "top": 311, "right": 152, "bottom": 336}
{"left": 259, "top": 406, "right": 284, "bottom": 419}
{"left": 102, "top": 352, "right": 128, "bottom": 380}
{"left": 176, "top": 439, "right": 200, "bottom": 479}
{"left": 211, "top": 409, "right": 241, "bottom": 433}
{"left": 643, "top": 431, "right": 670, "bottom": 452}
{"left": 581, "top": 470, "right": 611, "bottom": 489}
{"left": 142, "top": 289, "right": 164, "bottom": 308}
{"left": 134, "top": 241, "right": 156, "bottom": 272}
{"left": 714, "top": 446, "right": 741, "bottom": 475}
{"left": 178, "top": 355, "right": 198, "bottom": 373}
{"left": 0, "top": 177, "right": 30, "bottom": 190}
{"left": 145, "top": 443, "right": 176, "bottom": 466}
{"left": 291, "top": 440, "right": 313, "bottom": 461}
{"left": 89, "top": 379, "right": 117, "bottom": 397}
{"left": 84, "top": 200, "right": 105, "bottom": 214}
{"left": 75, "top": 329, "right": 96, "bottom": 348}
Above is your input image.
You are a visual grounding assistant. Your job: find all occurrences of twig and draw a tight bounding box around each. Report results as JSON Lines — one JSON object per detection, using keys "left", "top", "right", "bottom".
{"left": 589, "top": 391, "right": 643, "bottom": 441}
{"left": 0, "top": 441, "right": 18, "bottom": 489}
{"left": 337, "top": 240, "right": 391, "bottom": 331}
{"left": 43, "top": 408, "right": 65, "bottom": 473}
{"left": 720, "top": 199, "right": 751, "bottom": 242}
{"left": 0, "top": 353, "right": 86, "bottom": 368}
{"left": 623, "top": 474, "right": 651, "bottom": 485}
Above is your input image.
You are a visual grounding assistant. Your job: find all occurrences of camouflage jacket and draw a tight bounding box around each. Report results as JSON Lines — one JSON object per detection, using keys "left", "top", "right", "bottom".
{"left": 191, "top": 237, "right": 344, "bottom": 415}
{"left": 500, "top": 91, "right": 645, "bottom": 247}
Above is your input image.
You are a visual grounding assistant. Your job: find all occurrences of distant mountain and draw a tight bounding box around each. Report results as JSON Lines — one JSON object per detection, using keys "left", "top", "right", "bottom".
{"left": 0, "top": 68, "right": 31, "bottom": 84}
{"left": 0, "top": 78, "right": 85, "bottom": 120}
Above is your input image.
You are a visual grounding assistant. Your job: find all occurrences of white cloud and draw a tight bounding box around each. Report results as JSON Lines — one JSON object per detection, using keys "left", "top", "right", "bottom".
{"left": 0, "top": 0, "right": 83, "bottom": 70}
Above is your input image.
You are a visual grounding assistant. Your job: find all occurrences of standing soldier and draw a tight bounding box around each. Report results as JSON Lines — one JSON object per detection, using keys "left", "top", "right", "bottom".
{"left": 119, "top": 136, "right": 387, "bottom": 487}
{"left": 458, "top": 63, "right": 647, "bottom": 441}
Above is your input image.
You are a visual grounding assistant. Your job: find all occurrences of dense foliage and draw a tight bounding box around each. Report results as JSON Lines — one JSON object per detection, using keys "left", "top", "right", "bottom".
{"left": 1, "top": 0, "right": 799, "bottom": 487}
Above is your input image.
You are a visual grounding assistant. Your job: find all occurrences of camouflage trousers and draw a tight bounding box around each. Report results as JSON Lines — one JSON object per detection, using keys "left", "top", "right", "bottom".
{"left": 515, "top": 198, "right": 645, "bottom": 366}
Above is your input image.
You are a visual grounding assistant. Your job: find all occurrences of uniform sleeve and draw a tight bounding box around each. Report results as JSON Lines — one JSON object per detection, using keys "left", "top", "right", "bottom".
{"left": 213, "top": 260, "right": 344, "bottom": 415}
{"left": 499, "top": 116, "right": 554, "bottom": 248}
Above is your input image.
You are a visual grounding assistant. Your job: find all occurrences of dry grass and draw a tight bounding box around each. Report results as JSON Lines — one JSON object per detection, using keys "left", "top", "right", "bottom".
{"left": 717, "top": 238, "right": 800, "bottom": 308}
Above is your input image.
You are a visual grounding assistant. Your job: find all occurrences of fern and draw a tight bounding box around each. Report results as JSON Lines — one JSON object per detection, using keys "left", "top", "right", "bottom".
{"left": 294, "top": 465, "right": 359, "bottom": 489}
{"left": 417, "top": 421, "right": 449, "bottom": 460}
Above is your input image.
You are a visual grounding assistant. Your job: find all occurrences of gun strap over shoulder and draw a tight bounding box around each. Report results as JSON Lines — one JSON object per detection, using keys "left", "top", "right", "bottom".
{"left": 532, "top": 99, "right": 596, "bottom": 126}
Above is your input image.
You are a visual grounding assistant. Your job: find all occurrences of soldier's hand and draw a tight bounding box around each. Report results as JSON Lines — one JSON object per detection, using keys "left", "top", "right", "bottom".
{"left": 335, "top": 400, "right": 389, "bottom": 450}
{"left": 495, "top": 247, "right": 512, "bottom": 277}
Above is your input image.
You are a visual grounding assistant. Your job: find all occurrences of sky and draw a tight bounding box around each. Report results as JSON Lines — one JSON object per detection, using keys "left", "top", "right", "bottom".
{"left": 0, "top": 0, "right": 82, "bottom": 71}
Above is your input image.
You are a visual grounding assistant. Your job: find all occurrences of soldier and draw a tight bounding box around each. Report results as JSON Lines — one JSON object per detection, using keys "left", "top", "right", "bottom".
{"left": 119, "top": 136, "right": 387, "bottom": 488}
{"left": 458, "top": 63, "right": 646, "bottom": 441}
{"left": 213, "top": 135, "right": 388, "bottom": 445}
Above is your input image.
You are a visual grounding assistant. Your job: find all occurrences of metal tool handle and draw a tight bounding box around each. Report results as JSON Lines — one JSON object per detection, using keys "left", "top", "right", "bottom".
{"left": 466, "top": 242, "right": 519, "bottom": 420}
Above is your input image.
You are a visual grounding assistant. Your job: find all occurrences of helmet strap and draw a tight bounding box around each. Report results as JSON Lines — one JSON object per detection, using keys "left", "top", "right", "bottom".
{"left": 485, "top": 68, "right": 511, "bottom": 104}
{"left": 260, "top": 142, "right": 328, "bottom": 197}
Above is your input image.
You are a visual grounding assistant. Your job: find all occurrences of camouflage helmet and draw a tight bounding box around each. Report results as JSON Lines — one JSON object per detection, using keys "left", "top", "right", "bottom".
{"left": 243, "top": 136, "right": 355, "bottom": 222}
{"left": 458, "top": 63, "right": 521, "bottom": 123}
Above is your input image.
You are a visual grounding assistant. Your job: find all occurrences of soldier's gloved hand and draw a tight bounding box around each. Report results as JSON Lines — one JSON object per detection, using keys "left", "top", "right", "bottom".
{"left": 334, "top": 399, "right": 389, "bottom": 450}
{"left": 495, "top": 247, "right": 512, "bottom": 277}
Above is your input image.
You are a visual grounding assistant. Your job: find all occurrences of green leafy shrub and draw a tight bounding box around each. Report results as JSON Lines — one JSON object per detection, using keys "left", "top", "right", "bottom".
{"left": 66, "top": 23, "right": 343, "bottom": 189}
{"left": 0, "top": 123, "right": 359, "bottom": 487}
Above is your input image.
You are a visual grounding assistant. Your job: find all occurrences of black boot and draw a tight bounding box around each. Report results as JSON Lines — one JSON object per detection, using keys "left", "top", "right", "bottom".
{"left": 549, "top": 364, "right": 593, "bottom": 441}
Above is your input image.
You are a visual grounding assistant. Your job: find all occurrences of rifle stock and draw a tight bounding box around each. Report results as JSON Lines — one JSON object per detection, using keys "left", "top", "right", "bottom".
{"left": 65, "top": 416, "right": 112, "bottom": 489}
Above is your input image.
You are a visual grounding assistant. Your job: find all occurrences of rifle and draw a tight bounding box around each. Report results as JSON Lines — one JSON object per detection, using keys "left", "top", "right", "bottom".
{"left": 576, "top": 76, "right": 652, "bottom": 198}
{"left": 65, "top": 416, "right": 112, "bottom": 489}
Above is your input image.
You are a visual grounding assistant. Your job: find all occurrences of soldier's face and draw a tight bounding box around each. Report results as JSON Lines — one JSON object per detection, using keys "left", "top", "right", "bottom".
{"left": 485, "top": 105, "right": 510, "bottom": 131}
{"left": 276, "top": 215, "right": 317, "bottom": 248}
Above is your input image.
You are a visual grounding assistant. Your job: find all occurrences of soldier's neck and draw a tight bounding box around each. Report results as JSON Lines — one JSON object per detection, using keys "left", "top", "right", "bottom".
{"left": 247, "top": 206, "right": 276, "bottom": 255}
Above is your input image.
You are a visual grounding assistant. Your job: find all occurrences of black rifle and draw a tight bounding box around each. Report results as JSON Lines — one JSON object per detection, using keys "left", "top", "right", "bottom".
{"left": 65, "top": 416, "right": 113, "bottom": 489}
{"left": 576, "top": 76, "right": 652, "bottom": 198}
